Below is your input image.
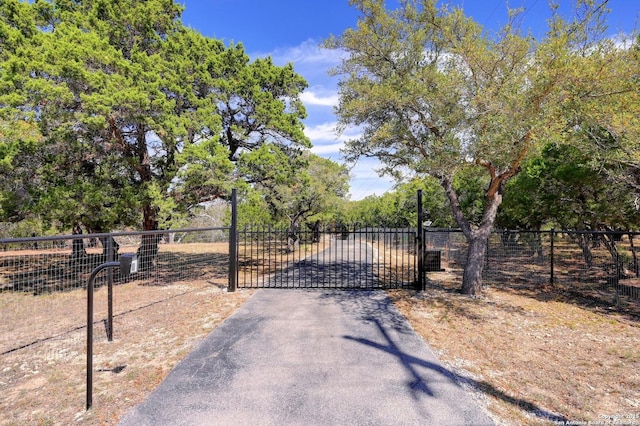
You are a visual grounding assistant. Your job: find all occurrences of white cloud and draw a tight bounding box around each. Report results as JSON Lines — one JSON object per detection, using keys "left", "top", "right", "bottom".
{"left": 253, "top": 40, "right": 396, "bottom": 200}
{"left": 305, "top": 122, "right": 344, "bottom": 156}
{"left": 305, "top": 122, "right": 339, "bottom": 141}
{"left": 311, "top": 143, "right": 344, "bottom": 156}
{"left": 263, "top": 39, "right": 346, "bottom": 67}
{"left": 305, "top": 121, "right": 362, "bottom": 147}
{"left": 252, "top": 39, "right": 347, "bottom": 86}
{"left": 300, "top": 90, "right": 339, "bottom": 107}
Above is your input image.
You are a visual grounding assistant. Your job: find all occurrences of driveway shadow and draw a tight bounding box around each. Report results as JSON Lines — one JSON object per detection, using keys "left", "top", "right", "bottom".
{"left": 332, "top": 290, "right": 569, "bottom": 424}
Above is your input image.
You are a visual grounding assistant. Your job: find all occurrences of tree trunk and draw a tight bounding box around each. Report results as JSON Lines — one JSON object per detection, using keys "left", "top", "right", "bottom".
{"left": 70, "top": 223, "right": 87, "bottom": 282}
{"left": 71, "top": 223, "right": 86, "bottom": 259}
{"left": 572, "top": 233, "right": 594, "bottom": 268}
{"left": 286, "top": 220, "right": 300, "bottom": 253}
{"left": 441, "top": 176, "right": 503, "bottom": 296}
{"left": 462, "top": 234, "right": 490, "bottom": 295}
{"left": 133, "top": 125, "right": 160, "bottom": 272}
{"left": 600, "top": 232, "right": 626, "bottom": 280}
{"left": 630, "top": 234, "right": 638, "bottom": 276}
{"left": 137, "top": 205, "right": 160, "bottom": 272}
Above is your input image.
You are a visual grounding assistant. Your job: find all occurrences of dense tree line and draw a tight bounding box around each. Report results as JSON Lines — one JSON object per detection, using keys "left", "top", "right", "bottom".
{"left": 327, "top": 0, "right": 639, "bottom": 294}
{"left": 2, "top": 0, "right": 638, "bottom": 294}
{"left": 236, "top": 150, "right": 350, "bottom": 229}
{"left": 0, "top": 0, "right": 349, "bottom": 266}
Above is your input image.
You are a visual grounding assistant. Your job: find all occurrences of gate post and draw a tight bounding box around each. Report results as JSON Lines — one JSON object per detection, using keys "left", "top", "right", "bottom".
{"left": 229, "top": 189, "right": 238, "bottom": 292}
{"left": 107, "top": 236, "right": 114, "bottom": 342}
{"left": 417, "top": 190, "right": 425, "bottom": 291}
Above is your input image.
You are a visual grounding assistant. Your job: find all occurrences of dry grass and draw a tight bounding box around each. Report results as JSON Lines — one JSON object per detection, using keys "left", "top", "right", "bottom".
{"left": 1, "top": 274, "right": 253, "bottom": 426}
{"left": 4, "top": 238, "right": 640, "bottom": 425}
{"left": 389, "top": 272, "right": 640, "bottom": 425}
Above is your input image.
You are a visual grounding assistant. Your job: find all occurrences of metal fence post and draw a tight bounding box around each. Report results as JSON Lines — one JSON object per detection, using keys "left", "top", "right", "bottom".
{"left": 550, "top": 228, "right": 555, "bottom": 286}
{"left": 417, "top": 190, "right": 425, "bottom": 291}
{"left": 229, "top": 189, "right": 238, "bottom": 292}
{"left": 107, "top": 236, "right": 114, "bottom": 342}
{"left": 87, "top": 261, "right": 119, "bottom": 410}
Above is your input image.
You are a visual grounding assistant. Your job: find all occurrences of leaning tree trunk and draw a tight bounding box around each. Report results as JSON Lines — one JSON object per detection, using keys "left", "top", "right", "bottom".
{"left": 441, "top": 163, "right": 518, "bottom": 296}
{"left": 460, "top": 194, "right": 503, "bottom": 296}
{"left": 600, "top": 231, "right": 626, "bottom": 280}
{"left": 572, "top": 233, "right": 594, "bottom": 269}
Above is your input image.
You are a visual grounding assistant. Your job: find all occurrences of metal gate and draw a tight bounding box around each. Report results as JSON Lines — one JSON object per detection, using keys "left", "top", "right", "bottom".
{"left": 236, "top": 225, "right": 419, "bottom": 289}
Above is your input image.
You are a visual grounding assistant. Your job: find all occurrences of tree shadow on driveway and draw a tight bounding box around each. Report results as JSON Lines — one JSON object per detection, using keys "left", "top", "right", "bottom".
{"left": 333, "top": 290, "right": 569, "bottom": 424}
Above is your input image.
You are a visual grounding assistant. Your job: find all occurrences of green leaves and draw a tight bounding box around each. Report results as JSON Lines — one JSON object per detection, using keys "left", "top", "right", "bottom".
{"left": 329, "top": 0, "right": 638, "bottom": 228}
{"left": 238, "top": 148, "right": 349, "bottom": 227}
{"left": 175, "top": 138, "right": 234, "bottom": 208}
{"left": 499, "top": 141, "right": 640, "bottom": 231}
{"left": 329, "top": 0, "right": 638, "bottom": 293}
{"left": 0, "top": 0, "right": 311, "bottom": 233}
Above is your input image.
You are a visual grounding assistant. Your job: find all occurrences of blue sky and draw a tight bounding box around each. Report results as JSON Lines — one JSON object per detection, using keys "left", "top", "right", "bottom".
{"left": 178, "top": 0, "right": 638, "bottom": 200}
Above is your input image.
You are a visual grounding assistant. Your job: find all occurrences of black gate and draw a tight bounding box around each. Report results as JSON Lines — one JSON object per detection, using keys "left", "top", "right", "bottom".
{"left": 236, "top": 225, "right": 419, "bottom": 289}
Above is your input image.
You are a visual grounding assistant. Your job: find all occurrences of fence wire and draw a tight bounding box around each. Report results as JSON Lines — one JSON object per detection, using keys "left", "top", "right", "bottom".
{"left": 0, "top": 228, "right": 230, "bottom": 423}
{"left": 1, "top": 228, "right": 229, "bottom": 353}
{"left": 424, "top": 229, "right": 640, "bottom": 301}
{"left": 3, "top": 225, "right": 640, "bottom": 422}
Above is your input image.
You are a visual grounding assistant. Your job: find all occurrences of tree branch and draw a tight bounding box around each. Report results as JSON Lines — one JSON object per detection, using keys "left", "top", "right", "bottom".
{"left": 441, "top": 175, "right": 472, "bottom": 238}
{"left": 485, "top": 131, "right": 532, "bottom": 198}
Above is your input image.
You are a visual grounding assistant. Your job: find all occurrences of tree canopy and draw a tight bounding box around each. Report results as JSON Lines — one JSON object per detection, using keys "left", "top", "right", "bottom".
{"left": 326, "top": 0, "right": 639, "bottom": 294}
{"left": 0, "top": 0, "right": 310, "bottom": 239}
{"left": 237, "top": 148, "right": 350, "bottom": 229}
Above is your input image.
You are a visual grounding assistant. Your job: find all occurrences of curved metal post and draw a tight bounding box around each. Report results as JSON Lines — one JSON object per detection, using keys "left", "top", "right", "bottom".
{"left": 87, "top": 261, "right": 119, "bottom": 410}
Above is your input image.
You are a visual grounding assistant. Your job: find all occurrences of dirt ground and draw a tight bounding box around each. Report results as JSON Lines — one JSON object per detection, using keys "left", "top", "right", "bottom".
{"left": 2, "top": 260, "right": 640, "bottom": 425}
{"left": 389, "top": 271, "right": 640, "bottom": 426}
{"left": 1, "top": 277, "right": 254, "bottom": 426}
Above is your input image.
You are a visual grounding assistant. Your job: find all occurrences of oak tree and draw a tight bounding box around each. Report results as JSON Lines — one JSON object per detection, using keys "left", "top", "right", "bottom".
{"left": 326, "top": 0, "right": 638, "bottom": 294}
{"left": 0, "top": 0, "right": 310, "bottom": 267}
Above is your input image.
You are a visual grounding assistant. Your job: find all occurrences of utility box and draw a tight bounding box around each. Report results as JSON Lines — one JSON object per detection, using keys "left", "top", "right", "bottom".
{"left": 424, "top": 250, "right": 444, "bottom": 272}
{"left": 119, "top": 253, "right": 138, "bottom": 275}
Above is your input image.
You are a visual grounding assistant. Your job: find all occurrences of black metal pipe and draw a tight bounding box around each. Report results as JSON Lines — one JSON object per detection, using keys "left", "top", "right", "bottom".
{"left": 107, "top": 238, "right": 114, "bottom": 342}
{"left": 87, "top": 261, "right": 120, "bottom": 410}
{"left": 229, "top": 189, "right": 237, "bottom": 292}
{"left": 550, "top": 228, "right": 555, "bottom": 286}
{"left": 417, "top": 190, "right": 425, "bottom": 291}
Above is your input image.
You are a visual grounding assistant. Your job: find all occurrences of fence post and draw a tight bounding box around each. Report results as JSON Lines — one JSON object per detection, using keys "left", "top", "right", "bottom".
{"left": 87, "top": 261, "right": 120, "bottom": 410}
{"left": 229, "top": 189, "right": 238, "bottom": 292}
{"left": 417, "top": 190, "right": 425, "bottom": 291}
{"left": 550, "top": 228, "right": 555, "bottom": 286}
{"left": 107, "top": 236, "right": 114, "bottom": 342}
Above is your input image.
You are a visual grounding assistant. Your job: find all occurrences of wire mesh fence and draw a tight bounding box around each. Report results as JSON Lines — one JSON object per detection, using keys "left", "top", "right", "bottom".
{"left": 423, "top": 228, "right": 640, "bottom": 301}
{"left": 0, "top": 228, "right": 231, "bottom": 422}
{"left": 235, "top": 225, "right": 640, "bottom": 301}
{"left": 1, "top": 227, "right": 230, "bottom": 352}
{"left": 3, "top": 222, "right": 640, "bottom": 421}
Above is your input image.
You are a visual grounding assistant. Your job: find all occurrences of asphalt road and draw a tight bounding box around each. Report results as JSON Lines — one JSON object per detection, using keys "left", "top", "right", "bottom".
{"left": 267, "top": 239, "right": 380, "bottom": 288}
{"left": 118, "top": 289, "right": 494, "bottom": 425}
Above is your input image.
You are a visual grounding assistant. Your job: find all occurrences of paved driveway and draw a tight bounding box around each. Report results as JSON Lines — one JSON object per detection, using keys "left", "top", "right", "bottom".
{"left": 266, "top": 239, "right": 380, "bottom": 288}
{"left": 118, "top": 289, "right": 494, "bottom": 425}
